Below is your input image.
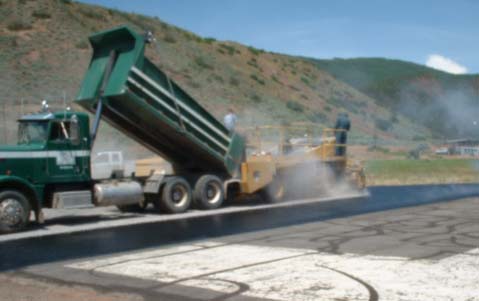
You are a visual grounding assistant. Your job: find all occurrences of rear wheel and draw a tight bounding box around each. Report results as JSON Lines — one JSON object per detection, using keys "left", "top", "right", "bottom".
{"left": 0, "top": 190, "right": 31, "bottom": 234}
{"left": 259, "top": 177, "right": 286, "bottom": 203}
{"left": 154, "top": 177, "right": 191, "bottom": 213}
{"left": 193, "top": 175, "right": 224, "bottom": 210}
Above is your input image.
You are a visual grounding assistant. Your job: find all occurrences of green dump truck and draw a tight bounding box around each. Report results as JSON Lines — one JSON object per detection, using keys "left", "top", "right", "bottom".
{"left": 0, "top": 26, "right": 359, "bottom": 234}
{"left": 0, "top": 26, "right": 246, "bottom": 234}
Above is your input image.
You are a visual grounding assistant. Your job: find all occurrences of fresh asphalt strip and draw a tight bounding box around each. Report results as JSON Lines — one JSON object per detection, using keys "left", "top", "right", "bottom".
{"left": 1, "top": 183, "right": 479, "bottom": 271}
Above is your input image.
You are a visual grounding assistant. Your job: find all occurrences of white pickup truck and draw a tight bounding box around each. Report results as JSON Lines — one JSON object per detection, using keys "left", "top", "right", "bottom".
{"left": 91, "top": 151, "right": 135, "bottom": 179}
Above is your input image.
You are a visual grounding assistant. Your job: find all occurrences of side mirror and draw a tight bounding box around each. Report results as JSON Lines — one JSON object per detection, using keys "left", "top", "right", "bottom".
{"left": 70, "top": 115, "right": 80, "bottom": 146}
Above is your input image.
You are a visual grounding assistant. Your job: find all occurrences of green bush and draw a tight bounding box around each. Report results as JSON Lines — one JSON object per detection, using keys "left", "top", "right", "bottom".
{"left": 229, "top": 77, "right": 240, "bottom": 87}
{"left": 247, "top": 58, "right": 258, "bottom": 68}
{"left": 286, "top": 101, "right": 304, "bottom": 112}
{"left": 271, "top": 75, "right": 282, "bottom": 85}
{"left": 375, "top": 118, "right": 393, "bottom": 131}
{"left": 324, "top": 105, "right": 332, "bottom": 112}
{"left": 204, "top": 37, "right": 216, "bottom": 44}
{"left": 161, "top": 23, "right": 170, "bottom": 30}
{"left": 194, "top": 56, "right": 214, "bottom": 70}
{"left": 219, "top": 44, "right": 236, "bottom": 55}
{"left": 250, "top": 94, "right": 262, "bottom": 103}
{"left": 163, "top": 34, "right": 176, "bottom": 43}
{"left": 248, "top": 46, "right": 263, "bottom": 56}
{"left": 0, "top": 36, "right": 17, "bottom": 48}
{"left": 250, "top": 74, "right": 265, "bottom": 85}
{"left": 212, "top": 74, "right": 224, "bottom": 83}
{"left": 300, "top": 76, "right": 310, "bottom": 86}
{"left": 32, "top": 10, "right": 51, "bottom": 19}
{"left": 7, "top": 20, "right": 32, "bottom": 31}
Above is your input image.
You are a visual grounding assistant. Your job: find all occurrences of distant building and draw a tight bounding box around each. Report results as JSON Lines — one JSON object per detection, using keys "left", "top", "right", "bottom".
{"left": 444, "top": 138, "right": 479, "bottom": 156}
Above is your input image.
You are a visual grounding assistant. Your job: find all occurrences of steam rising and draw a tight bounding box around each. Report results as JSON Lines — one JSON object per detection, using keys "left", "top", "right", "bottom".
{"left": 398, "top": 87, "right": 479, "bottom": 138}
{"left": 275, "top": 160, "right": 362, "bottom": 201}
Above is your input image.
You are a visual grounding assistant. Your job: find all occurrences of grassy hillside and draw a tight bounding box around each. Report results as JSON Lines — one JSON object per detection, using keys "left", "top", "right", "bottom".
{"left": 0, "top": 0, "right": 431, "bottom": 149}
{"left": 312, "top": 58, "right": 479, "bottom": 137}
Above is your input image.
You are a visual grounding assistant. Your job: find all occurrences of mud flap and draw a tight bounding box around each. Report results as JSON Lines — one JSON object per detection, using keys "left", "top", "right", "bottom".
{"left": 144, "top": 173, "right": 165, "bottom": 194}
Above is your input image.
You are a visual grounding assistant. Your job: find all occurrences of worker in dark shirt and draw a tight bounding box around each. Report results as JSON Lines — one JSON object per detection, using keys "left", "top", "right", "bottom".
{"left": 334, "top": 113, "right": 351, "bottom": 156}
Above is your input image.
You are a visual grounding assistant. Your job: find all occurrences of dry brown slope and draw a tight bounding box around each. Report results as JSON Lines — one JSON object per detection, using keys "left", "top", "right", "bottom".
{"left": 0, "top": 0, "right": 430, "bottom": 145}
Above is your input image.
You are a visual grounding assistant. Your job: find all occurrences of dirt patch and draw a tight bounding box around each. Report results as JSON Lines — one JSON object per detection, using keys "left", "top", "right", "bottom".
{"left": 0, "top": 273, "right": 144, "bottom": 301}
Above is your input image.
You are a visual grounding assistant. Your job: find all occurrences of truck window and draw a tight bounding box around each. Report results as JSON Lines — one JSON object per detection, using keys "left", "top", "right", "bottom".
{"left": 112, "top": 153, "right": 121, "bottom": 163}
{"left": 18, "top": 121, "right": 49, "bottom": 145}
{"left": 50, "top": 121, "right": 71, "bottom": 141}
{"left": 93, "top": 153, "right": 109, "bottom": 164}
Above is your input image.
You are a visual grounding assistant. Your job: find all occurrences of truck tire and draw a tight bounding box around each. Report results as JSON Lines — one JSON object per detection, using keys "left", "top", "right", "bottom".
{"left": 0, "top": 190, "right": 31, "bottom": 234}
{"left": 154, "top": 177, "right": 191, "bottom": 213}
{"left": 259, "top": 177, "right": 286, "bottom": 203}
{"left": 193, "top": 175, "right": 225, "bottom": 210}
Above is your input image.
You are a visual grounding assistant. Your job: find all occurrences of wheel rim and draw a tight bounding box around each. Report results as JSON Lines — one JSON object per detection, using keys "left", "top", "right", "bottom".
{"left": 0, "top": 198, "right": 25, "bottom": 227}
{"left": 171, "top": 184, "right": 188, "bottom": 207}
{"left": 205, "top": 182, "right": 222, "bottom": 204}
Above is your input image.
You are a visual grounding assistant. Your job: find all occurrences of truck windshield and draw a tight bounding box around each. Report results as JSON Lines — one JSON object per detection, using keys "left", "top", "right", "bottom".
{"left": 18, "top": 121, "right": 49, "bottom": 145}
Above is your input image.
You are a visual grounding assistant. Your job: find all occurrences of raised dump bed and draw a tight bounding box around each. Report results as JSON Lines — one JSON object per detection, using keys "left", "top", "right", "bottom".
{"left": 76, "top": 26, "right": 244, "bottom": 177}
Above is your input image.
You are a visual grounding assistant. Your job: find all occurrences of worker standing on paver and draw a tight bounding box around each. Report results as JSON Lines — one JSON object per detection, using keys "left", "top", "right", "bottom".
{"left": 334, "top": 113, "right": 350, "bottom": 156}
{"left": 224, "top": 108, "right": 237, "bottom": 133}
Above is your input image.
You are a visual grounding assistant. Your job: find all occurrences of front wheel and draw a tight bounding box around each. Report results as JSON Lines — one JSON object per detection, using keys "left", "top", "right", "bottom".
{"left": 154, "top": 177, "right": 192, "bottom": 214}
{"left": 193, "top": 175, "right": 225, "bottom": 210}
{"left": 0, "top": 190, "right": 31, "bottom": 234}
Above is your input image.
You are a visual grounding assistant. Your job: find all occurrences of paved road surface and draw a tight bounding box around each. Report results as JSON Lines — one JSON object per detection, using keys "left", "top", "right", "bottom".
{"left": 1, "top": 186, "right": 478, "bottom": 300}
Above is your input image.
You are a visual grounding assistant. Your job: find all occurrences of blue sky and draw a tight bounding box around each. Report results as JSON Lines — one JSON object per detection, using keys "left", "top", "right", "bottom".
{"left": 79, "top": 0, "right": 479, "bottom": 74}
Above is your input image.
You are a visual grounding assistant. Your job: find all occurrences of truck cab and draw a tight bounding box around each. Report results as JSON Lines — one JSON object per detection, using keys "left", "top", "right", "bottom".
{"left": 0, "top": 110, "right": 92, "bottom": 233}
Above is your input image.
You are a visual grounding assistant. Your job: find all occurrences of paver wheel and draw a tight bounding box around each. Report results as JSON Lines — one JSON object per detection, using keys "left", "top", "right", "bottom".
{"left": 259, "top": 177, "right": 286, "bottom": 203}
{"left": 193, "top": 175, "right": 225, "bottom": 210}
{"left": 0, "top": 190, "right": 31, "bottom": 234}
{"left": 154, "top": 177, "right": 191, "bottom": 214}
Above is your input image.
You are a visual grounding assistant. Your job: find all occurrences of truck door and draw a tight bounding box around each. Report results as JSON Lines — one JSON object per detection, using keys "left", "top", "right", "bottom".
{"left": 47, "top": 120, "right": 89, "bottom": 182}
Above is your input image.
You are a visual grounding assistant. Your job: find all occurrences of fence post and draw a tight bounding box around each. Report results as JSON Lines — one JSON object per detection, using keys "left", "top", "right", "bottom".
{"left": 2, "top": 101, "right": 7, "bottom": 143}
